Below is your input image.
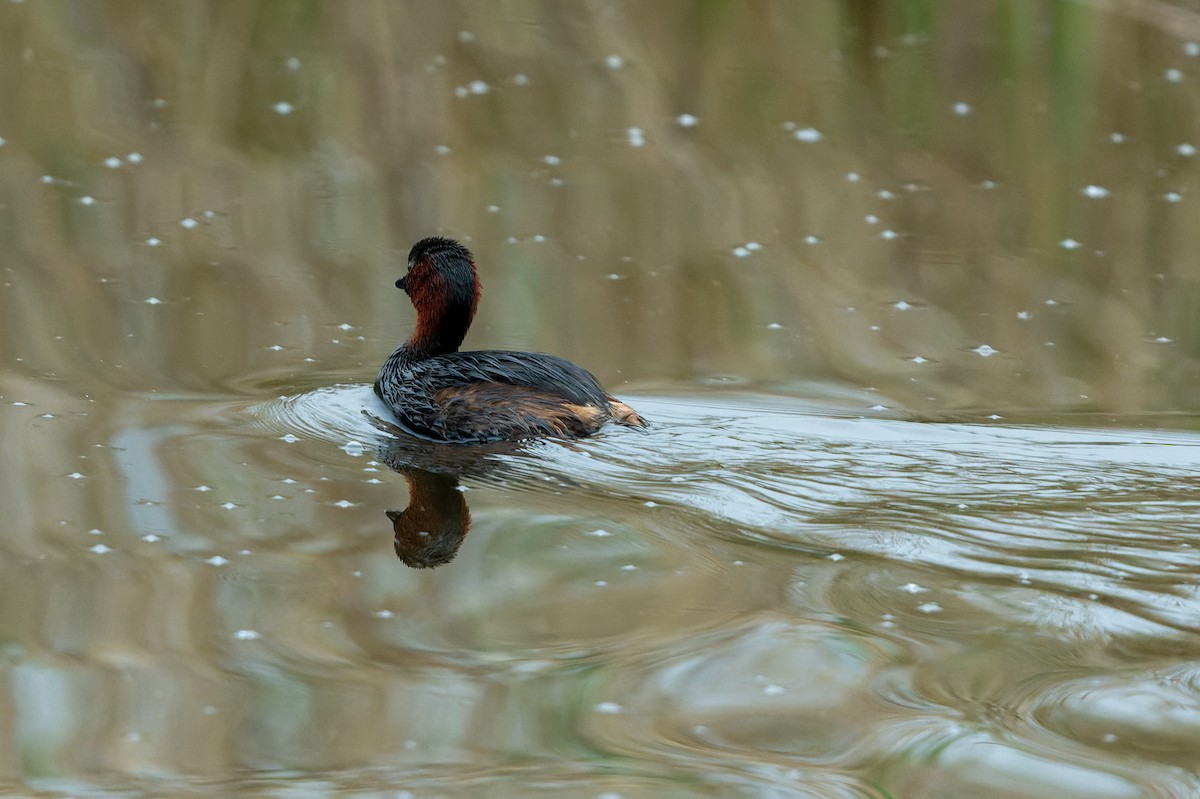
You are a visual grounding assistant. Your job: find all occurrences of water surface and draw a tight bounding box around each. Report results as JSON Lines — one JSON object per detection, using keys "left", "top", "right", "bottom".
{"left": 3, "top": 2, "right": 1200, "bottom": 797}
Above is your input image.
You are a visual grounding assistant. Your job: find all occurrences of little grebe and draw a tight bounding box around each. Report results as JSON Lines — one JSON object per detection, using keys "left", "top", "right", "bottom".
{"left": 375, "top": 237, "right": 645, "bottom": 443}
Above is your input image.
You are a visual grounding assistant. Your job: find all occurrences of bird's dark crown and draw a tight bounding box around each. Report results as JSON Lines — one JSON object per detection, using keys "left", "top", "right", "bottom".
{"left": 408, "top": 237, "right": 474, "bottom": 269}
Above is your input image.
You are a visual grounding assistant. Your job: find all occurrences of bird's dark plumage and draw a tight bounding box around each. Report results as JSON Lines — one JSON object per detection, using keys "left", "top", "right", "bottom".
{"left": 375, "top": 237, "right": 644, "bottom": 443}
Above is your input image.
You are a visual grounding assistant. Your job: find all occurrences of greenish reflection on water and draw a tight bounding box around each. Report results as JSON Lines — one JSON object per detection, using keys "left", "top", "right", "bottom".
{"left": 2, "top": 2, "right": 1200, "bottom": 797}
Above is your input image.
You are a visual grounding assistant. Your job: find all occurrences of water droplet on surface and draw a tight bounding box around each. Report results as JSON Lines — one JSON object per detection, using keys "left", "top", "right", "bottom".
{"left": 972, "top": 344, "right": 998, "bottom": 357}
{"left": 89, "top": 544, "right": 112, "bottom": 554}
{"left": 220, "top": 502, "right": 237, "bottom": 510}
{"left": 792, "top": 127, "right": 822, "bottom": 142}
{"left": 272, "top": 101, "right": 294, "bottom": 115}
{"left": 375, "top": 610, "right": 395, "bottom": 619}
{"left": 893, "top": 300, "right": 913, "bottom": 311}
{"left": 142, "top": 534, "right": 160, "bottom": 543}
{"left": 900, "top": 583, "right": 928, "bottom": 594}
{"left": 206, "top": 556, "right": 229, "bottom": 566}
{"left": 917, "top": 602, "right": 943, "bottom": 613}
{"left": 880, "top": 229, "right": 898, "bottom": 239}
{"left": 846, "top": 172, "right": 860, "bottom": 182}
{"left": 467, "top": 80, "right": 489, "bottom": 95}
{"left": 146, "top": 237, "right": 162, "bottom": 247}
{"left": 732, "top": 246, "right": 750, "bottom": 258}
{"left": 68, "top": 472, "right": 85, "bottom": 479}
{"left": 1060, "top": 238, "right": 1081, "bottom": 250}
{"left": 676, "top": 113, "right": 698, "bottom": 128}
{"left": 588, "top": 529, "right": 612, "bottom": 537}
{"left": 126, "top": 152, "right": 143, "bottom": 164}
{"left": 909, "top": 356, "right": 929, "bottom": 364}
{"left": 341, "top": 441, "right": 365, "bottom": 456}
{"left": 180, "top": 217, "right": 198, "bottom": 229}
{"left": 1164, "top": 192, "right": 1183, "bottom": 203}
{"left": 1165, "top": 68, "right": 1184, "bottom": 83}
{"left": 104, "top": 156, "right": 122, "bottom": 168}
{"left": 952, "top": 102, "right": 972, "bottom": 115}
{"left": 627, "top": 127, "right": 645, "bottom": 147}
{"left": 233, "top": 630, "right": 260, "bottom": 640}
{"left": 79, "top": 195, "right": 96, "bottom": 206}
{"left": 1082, "top": 185, "right": 1110, "bottom": 198}
{"left": 333, "top": 500, "right": 356, "bottom": 508}
{"left": 512, "top": 73, "right": 528, "bottom": 86}
{"left": 605, "top": 54, "right": 624, "bottom": 70}
{"left": 280, "top": 434, "right": 299, "bottom": 443}
{"left": 595, "top": 702, "right": 622, "bottom": 714}
{"left": 1177, "top": 143, "right": 1197, "bottom": 156}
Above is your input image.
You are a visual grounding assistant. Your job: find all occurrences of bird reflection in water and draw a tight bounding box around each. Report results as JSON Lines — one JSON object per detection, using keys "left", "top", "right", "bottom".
{"left": 385, "top": 470, "right": 469, "bottom": 568}
{"left": 372, "top": 416, "right": 522, "bottom": 569}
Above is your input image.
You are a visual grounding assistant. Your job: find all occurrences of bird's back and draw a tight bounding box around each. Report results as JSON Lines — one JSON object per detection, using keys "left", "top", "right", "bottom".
{"left": 376, "top": 349, "right": 643, "bottom": 443}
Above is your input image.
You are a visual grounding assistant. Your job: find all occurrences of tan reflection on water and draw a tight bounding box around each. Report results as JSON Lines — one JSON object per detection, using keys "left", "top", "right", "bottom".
{"left": 3, "top": 2, "right": 1200, "bottom": 797}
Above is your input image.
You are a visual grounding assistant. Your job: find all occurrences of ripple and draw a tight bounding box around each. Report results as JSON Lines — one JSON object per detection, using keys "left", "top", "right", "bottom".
{"left": 539, "top": 396, "right": 1200, "bottom": 637}
{"left": 250, "top": 383, "right": 387, "bottom": 445}
{"left": 246, "top": 388, "right": 1200, "bottom": 638}
{"left": 882, "top": 732, "right": 1149, "bottom": 798}
{"left": 599, "top": 617, "right": 900, "bottom": 760}
{"left": 1033, "top": 664, "right": 1200, "bottom": 767}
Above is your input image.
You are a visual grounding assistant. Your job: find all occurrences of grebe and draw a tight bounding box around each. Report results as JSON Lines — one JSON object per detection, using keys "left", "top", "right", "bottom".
{"left": 374, "top": 237, "right": 645, "bottom": 443}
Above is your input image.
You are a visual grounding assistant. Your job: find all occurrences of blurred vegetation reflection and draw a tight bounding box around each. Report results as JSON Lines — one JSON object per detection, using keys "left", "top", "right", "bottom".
{"left": 2, "top": 2, "right": 1200, "bottom": 416}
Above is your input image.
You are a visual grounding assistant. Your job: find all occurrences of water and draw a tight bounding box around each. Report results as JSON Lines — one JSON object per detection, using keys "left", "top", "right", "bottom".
{"left": 8, "top": 383, "right": 1200, "bottom": 796}
{"left": 4, "top": 2, "right": 1200, "bottom": 797}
